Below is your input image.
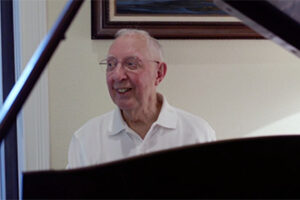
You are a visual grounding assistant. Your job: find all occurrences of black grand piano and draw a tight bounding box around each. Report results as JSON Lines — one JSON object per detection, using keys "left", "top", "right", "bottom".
{"left": 1, "top": 0, "right": 300, "bottom": 198}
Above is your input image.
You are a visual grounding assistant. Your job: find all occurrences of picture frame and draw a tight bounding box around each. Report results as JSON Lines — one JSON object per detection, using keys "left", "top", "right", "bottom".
{"left": 91, "top": 0, "right": 263, "bottom": 39}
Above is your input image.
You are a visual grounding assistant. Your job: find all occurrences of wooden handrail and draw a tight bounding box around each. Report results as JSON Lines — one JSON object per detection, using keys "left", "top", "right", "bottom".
{"left": 0, "top": 0, "right": 84, "bottom": 142}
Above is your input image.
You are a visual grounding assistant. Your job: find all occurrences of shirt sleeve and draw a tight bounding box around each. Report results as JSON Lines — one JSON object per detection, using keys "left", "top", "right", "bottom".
{"left": 195, "top": 117, "right": 216, "bottom": 143}
{"left": 66, "top": 134, "right": 85, "bottom": 169}
{"left": 206, "top": 124, "right": 216, "bottom": 142}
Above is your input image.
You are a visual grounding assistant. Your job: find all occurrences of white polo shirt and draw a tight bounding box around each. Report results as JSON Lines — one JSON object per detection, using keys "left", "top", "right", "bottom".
{"left": 67, "top": 96, "right": 216, "bottom": 169}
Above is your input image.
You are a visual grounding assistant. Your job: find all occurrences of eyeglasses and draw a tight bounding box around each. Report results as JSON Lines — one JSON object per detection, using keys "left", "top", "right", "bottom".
{"left": 99, "top": 56, "right": 160, "bottom": 72}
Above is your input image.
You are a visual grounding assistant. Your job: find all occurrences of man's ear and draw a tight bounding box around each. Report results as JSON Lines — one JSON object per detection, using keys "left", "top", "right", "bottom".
{"left": 155, "top": 62, "right": 167, "bottom": 86}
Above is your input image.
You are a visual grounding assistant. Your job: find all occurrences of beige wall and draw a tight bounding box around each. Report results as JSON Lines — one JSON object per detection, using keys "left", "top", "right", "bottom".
{"left": 47, "top": 0, "right": 300, "bottom": 169}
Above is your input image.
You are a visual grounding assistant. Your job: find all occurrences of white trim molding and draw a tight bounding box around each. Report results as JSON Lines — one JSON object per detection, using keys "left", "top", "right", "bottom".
{"left": 14, "top": 0, "right": 50, "bottom": 171}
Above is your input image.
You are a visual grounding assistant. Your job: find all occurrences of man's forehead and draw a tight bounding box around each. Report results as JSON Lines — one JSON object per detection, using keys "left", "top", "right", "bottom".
{"left": 112, "top": 34, "right": 147, "bottom": 47}
{"left": 108, "top": 35, "right": 150, "bottom": 56}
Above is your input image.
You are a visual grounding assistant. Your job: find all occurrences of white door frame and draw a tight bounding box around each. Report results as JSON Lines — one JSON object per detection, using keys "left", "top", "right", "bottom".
{"left": 14, "top": 0, "right": 50, "bottom": 172}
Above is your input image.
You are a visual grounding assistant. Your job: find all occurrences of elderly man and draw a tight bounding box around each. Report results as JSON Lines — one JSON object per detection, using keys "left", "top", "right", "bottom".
{"left": 67, "top": 29, "right": 215, "bottom": 168}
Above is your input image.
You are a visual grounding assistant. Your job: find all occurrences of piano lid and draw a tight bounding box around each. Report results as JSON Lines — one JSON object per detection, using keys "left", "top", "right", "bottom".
{"left": 214, "top": 0, "right": 300, "bottom": 58}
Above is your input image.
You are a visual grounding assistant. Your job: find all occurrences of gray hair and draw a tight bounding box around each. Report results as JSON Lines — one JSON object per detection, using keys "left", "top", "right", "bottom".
{"left": 115, "top": 29, "right": 164, "bottom": 61}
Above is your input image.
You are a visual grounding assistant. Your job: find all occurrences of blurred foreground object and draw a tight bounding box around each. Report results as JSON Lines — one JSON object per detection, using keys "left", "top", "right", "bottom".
{"left": 214, "top": 0, "right": 300, "bottom": 58}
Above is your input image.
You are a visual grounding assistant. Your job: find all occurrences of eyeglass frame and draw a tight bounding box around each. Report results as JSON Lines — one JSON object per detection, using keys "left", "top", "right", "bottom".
{"left": 99, "top": 56, "right": 160, "bottom": 72}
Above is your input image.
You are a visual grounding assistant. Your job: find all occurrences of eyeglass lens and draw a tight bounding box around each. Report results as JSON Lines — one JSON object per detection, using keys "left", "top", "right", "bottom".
{"left": 106, "top": 57, "right": 141, "bottom": 71}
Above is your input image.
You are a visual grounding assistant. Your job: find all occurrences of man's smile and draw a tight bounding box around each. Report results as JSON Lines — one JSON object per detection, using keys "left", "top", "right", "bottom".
{"left": 115, "top": 87, "right": 132, "bottom": 94}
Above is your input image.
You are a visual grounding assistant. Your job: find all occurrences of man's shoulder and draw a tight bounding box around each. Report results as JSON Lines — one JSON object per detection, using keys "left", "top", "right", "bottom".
{"left": 87, "top": 110, "right": 114, "bottom": 124}
{"left": 173, "top": 106, "right": 208, "bottom": 125}
{"left": 171, "top": 106, "right": 216, "bottom": 140}
{"left": 73, "top": 110, "right": 114, "bottom": 138}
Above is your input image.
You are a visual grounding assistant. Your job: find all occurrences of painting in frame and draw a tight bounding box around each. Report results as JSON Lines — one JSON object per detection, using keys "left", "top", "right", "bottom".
{"left": 91, "top": 0, "right": 262, "bottom": 39}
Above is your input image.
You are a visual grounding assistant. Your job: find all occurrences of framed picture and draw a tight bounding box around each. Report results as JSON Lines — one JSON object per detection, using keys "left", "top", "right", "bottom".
{"left": 91, "top": 0, "right": 263, "bottom": 39}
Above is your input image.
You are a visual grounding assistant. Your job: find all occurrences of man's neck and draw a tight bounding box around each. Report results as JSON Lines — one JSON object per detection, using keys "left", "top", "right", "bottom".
{"left": 122, "top": 94, "right": 163, "bottom": 139}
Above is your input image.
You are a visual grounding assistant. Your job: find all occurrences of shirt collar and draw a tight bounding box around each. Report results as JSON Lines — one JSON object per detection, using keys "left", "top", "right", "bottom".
{"left": 108, "top": 94, "right": 177, "bottom": 136}
{"left": 155, "top": 94, "right": 177, "bottom": 129}
{"left": 109, "top": 108, "right": 126, "bottom": 136}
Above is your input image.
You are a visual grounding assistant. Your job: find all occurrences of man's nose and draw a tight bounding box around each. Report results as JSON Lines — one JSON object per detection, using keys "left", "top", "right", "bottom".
{"left": 111, "top": 63, "right": 127, "bottom": 81}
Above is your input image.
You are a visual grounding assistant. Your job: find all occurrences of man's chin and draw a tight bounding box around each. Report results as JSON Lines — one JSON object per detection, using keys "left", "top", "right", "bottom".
{"left": 115, "top": 102, "right": 135, "bottom": 111}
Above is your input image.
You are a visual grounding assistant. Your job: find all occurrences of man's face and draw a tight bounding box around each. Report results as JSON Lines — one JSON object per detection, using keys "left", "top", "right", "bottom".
{"left": 106, "top": 35, "right": 159, "bottom": 111}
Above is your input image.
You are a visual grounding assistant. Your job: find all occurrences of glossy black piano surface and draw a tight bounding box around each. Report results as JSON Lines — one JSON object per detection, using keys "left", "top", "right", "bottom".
{"left": 214, "top": 0, "right": 300, "bottom": 58}
{"left": 23, "top": 135, "right": 300, "bottom": 198}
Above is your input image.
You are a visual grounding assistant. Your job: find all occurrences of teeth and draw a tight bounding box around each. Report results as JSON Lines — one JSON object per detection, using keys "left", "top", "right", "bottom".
{"left": 117, "top": 88, "right": 129, "bottom": 93}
